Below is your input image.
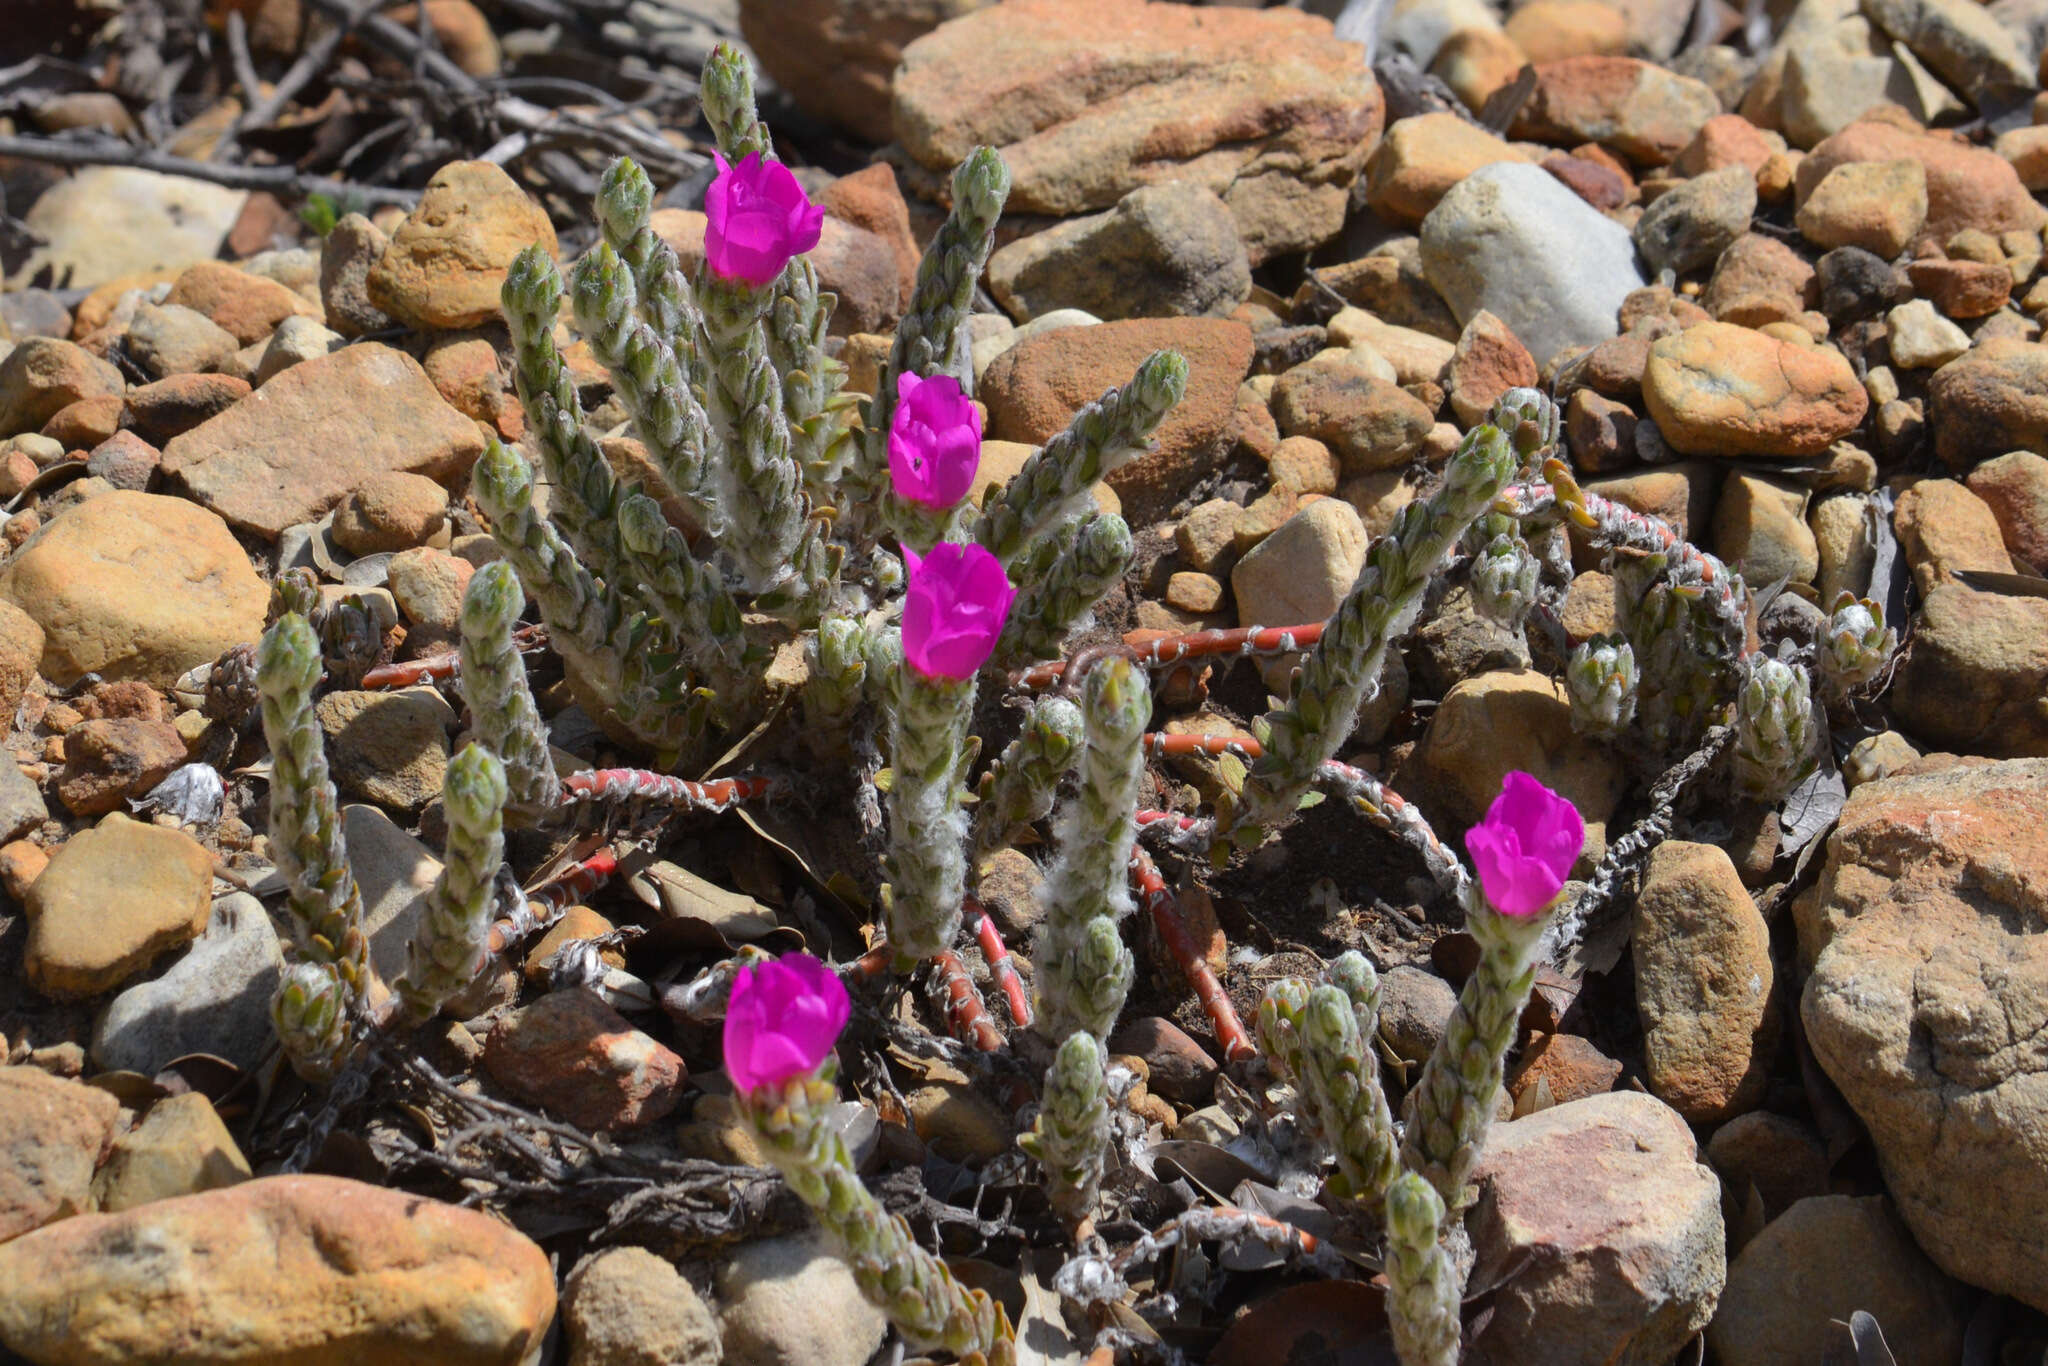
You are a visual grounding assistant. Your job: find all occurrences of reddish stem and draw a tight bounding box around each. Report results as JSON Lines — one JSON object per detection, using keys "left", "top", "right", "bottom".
{"left": 560, "top": 769, "right": 780, "bottom": 811}
{"left": 1142, "top": 731, "right": 1263, "bottom": 762}
{"left": 1129, "top": 848, "right": 1255, "bottom": 1062}
{"left": 966, "top": 900, "right": 1032, "bottom": 1029}
{"left": 361, "top": 623, "right": 547, "bottom": 690}
{"left": 486, "top": 840, "right": 620, "bottom": 954}
{"left": 1012, "top": 622, "right": 1327, "bottom": 692}
{"left": 932, "top": 949, "right": 1005, "bottom": 1051}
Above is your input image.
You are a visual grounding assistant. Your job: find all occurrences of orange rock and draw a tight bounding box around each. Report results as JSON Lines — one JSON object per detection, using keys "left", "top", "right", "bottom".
{"left": 1893, "top": 477, "right": 2015, "bottom": 593}
{"left": 366, "top": 162, "right": 558, "bottom": 331}
{"left": 1509, "top": 56, "right": 1721, "bottom": 167}
{"left": 1796, "top": 118, "right": 2045, "bottom": 249}
{"left": 1642, "top": 322, "right": 1866, "bottom": 458}
{"left": 164, "top": 260, "right": 322, "bottom": 345}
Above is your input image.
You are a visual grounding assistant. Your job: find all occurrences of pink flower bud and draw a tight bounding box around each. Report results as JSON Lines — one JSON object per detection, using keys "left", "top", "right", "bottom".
{"left": 722, "top": 952, "right": 850, "bottom": 1094}
{"left": 901, "top": 542, "right": 1015, "bottom": 682}
{"left": 704, "top": 151, "right": 825, "bottom": 288}
{"left": 888, "top": 372, "right": 982, "bottom": 509}
{"left": 1465, "top": 771, "right": 1585, "bottom": 917}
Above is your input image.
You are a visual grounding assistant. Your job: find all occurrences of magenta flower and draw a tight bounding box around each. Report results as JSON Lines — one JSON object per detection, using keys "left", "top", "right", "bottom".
{"left": 704, "top": 151, "right": 825, "bottom": 288}
{"left": 722, "top": 952, "right": 850, "bottom": 1094}
{"left": 888, "top": 372, "right": 982, "bottom": 509}
{"left": 1465, "top": 771, "right": 1586, "bottom": 917}
{"left": 901, "top": 542, "right": 1016, "bottom": 682}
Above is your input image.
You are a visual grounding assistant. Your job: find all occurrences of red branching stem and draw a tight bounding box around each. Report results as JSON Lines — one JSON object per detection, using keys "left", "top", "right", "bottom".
{"left": 966, "top": 900, "right": 1032, "bottom": 1029}
{"left": 487, "top": 843, "right": 621, "bottom": 954}
{"left": 931, "top": 949, "right": 1005, "bottom": 1051}
{"left": 1011, "top": 622, "right": 1328, "bottom": 692}
{"left": 1129, "top": 848, "right": 1254, "bottom": 1062}
{"left": 847, "top": 944, "right": 895, "bottom": 982}
{"left": 560, "top": 769, "right": 781, "bottom": 812}
{"left": 1142, "top": 731, "right": 1263, "bottom": 763}
{"left": 1135, "top": 809, "right": 1203, "bottom": 833}
{"left": 361, "top": 623, "right": 547, "bottom": 690}
{"left": 1316, "top": 760, "right": 1471, "bottom": 898}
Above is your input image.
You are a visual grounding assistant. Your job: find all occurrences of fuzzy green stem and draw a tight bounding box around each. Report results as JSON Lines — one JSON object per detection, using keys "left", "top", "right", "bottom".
{"left": 1224, "top": 401, "right": 1527, "bottom": 855}
{"left": 878, "top": 148, "right": 1011, "bottom": 416}
{"left": 399, "top": 744, "right": 506, "bottom": 1025}
{"left": 975, "top": 352, "right": 1186, "bottom": 568}
{"left": 996, "top": 513, "right": 1133, "bottom": 666}
{"left": 740, "top": 1067, "right": 1013, "bottom": 1359}
{"left": 1400, "top": 892, "right": 1553, "bottom": 1212}
{"left": 457, "top": 561, "right": 558, "bottom": 822}
{"left": 972, "top": 695, "right": 1084, "bottom": 859}
{"left": 879, "top": 633, "right": 975, "bottom": 966}
{"left": 1022, "top": 1031, "right": 1111, "bottom": 1227}
{"left": 1385, "top": 1172, "right": 1461, "bottom": 1366}
{"left": 1034, "top": 656, "right": 1150, "bottom": 1043}
{"left": 272, "top": 961, "right": 353, "bottom": 1083}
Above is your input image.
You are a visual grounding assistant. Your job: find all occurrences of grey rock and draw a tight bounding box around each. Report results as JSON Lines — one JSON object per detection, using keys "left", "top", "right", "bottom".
{"left": 85, "top": 431, "right": 160, "bottom": 492}
{"left": 341, "top": 803, "right": 443, "bottom": 1000}
{"left": 1420, "top": 161, "right": 1646, "bottom": 369}
{"left": 717, "top": 1233, "right": 887, "bottom": 1366}
{"left": 126, "top": 303, "right": 239, "bottom": 379}
{"left": 988, "top": 183, "right": 1251, "bottom": 323}
{"left": 254, "top": 316, "right": 342, "bottom": 385}
{"left": 1634, "top": 165, "right": 1757, "bottom": 278}
{"left": 1864, "top": 0, "right": 2033, "bottom": 96}
{"left": 318, "top": 214, "right": 395, "bottom": 338}
{"left": 564, "top": 1246, "right": 721, "bottom": 1366}
{"left": 0, "top": 760, "right": 47, "bottom": 843}
{"left": 92, "top": 893, "right": 284, "bottom": 1075}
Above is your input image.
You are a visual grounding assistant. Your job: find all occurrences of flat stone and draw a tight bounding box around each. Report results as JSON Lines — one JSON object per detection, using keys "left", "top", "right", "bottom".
{"left": 0, "top": 600, "right": 42, "bottom": 739}
{"left": 739, "top": 0, "right": 990, "bottom": 145}
{"left": 483, "top": 988, "right": 687, "bottom": 1131}
{"left": 1446, "top": 310, "right": 1539, "bottom": 430}
{"left": 24, "top": 814, "right": 214, "bottom": 1000}
{"left": 1799, "top": 759, "right": 2048, "bottom": 1307}
{"left": 989, "top": 182, "right": 1249, "bottom": 323}
{"left": 5, "top": 168, "right": 245, "bottom": 293}
{"left": 1707, "top": 1196, "right": 1968, "bottom": 1365}
{"left": 980, "top": 316, "right": 1253, "bottom": 523}
{"left": 1420, "top": 160, "right": 1646, "bottom": 368}
{"left": 1642, "top": 323, "right": 1866, "bottom": 457}
{"left": 123, "top": 373, "right": 252, "bottom": 446}
{"left": 1633, "top": 841, "right": 1777, "bottom": 1123}
{"left": 93, "top": 892, "right": 284, "bottom": 1076}
{"left": 55, "top": 716, "right": 188, "bottom": 817}
{"left": 0, "top": 1174, "right": 555, "bottom": 1365}
{"left": 0, "top": 759, "right": 46, "bottom": 846}
{"left": 162, "top": 343, "right": 483, "bottom": 538}
{"left": 1231, "top": 498, "right": 1366, "bottom": 634}
{"left": 1927, "top": 337, "right": 2048, "bottom": 471}
{"left": 1505, "top": 1032, "right": 1624, "bottom": 1108}
{"left": 1712, "top": 473, "right": 1817, "bottom": 586}
{"left": 0, "top": 1066, "right": 119, "bottom": 1242}
{"left": 0, "top": 490, "right": 268, "bottom": 687}
{"left": 1862, "top": 0, "right": 2031, "bottom": 97}
{"left": 893, "top": 0, "right": 1384, "bottom": 264}
{"left": 331, "top": 471, "right": 451, "bottom": 556}
{"left": 366, "top": 161, "right": 559, "bottom": 330}
{"left": 91, "top": 1092, "right": 251, "bottom": 1214}
{"left": 563, "top": 1245, "right": 721, "bottom": 1366}
{"left": 339, "top": 803, "right": 443, "bottom": 1012}
{"left": 1464, "top": 1092, "right": 1725, "bottom": 1366}
{"left": 906, "top": 1081, "right": 1012, "bottom": 1162}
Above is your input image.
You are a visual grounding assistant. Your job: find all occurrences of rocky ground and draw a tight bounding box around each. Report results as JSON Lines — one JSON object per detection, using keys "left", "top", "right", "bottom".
{"left": 3, "top": 0, "right": 2048, "bottom": 1363}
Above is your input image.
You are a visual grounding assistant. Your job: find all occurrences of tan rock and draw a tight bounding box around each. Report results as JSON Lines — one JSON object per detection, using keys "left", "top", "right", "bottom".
{"left": 0, "top": 490, "right": 267, "bottom": 687}
{"left": 1642, "top": 322, "right": 1866, "bottom": 457}
{"left": 1674, "top": 113, "right": 1776, "bottom": 178}
{"left": 55, "top": 716, "right": 188, "bottom": 817}
{"left": 0, "top": 1174, "right": 555, "bottom": 1364}
{"left": 0, "top": 338, "right": 123, "bottom": 437}
{"left": 1926, "top": 337, "right": 2048, "bottom": 471}
{"left": 331, "top": 470, "right": 451, "bottom": 556}
{"left": 367, "top": 161, "right": 559, "bottom": 330}
{"left": 1890, "top": 583, "right": 2048, "bottom": 756}
{"left": 1270, "top": 354, "right": 1433, "bottom": 473}
{"left": 1798, "top": 759, "right": 2048, "bottom": 1307}
{"left": 1503, "top": 0, "right": 1628, "bottom": 63}
{"left": 563, "top": 1245, "right": 722, "bottom": 1366}
{"left": 907, "top": 1081, "right": 1012, "bottom": 1162}
{"left": 162, "top": 343, "right": 484, "bottom": 538}
{"left": 0, "top": 1066, "right": 119, "bottom": 1242}
{"left": 892, "top": 0, "right": 1384, "bottom": 263}
{"left": 1230, "top": 498, "right": 1365, "bottom": 631}
{"left": 1633, "top": 842, "right": 1777, "bottom": 1123}
{"left": 92, "top": 1092, "right": 251, "bottom": 1213}
{"left": 1464, "top": 1093, "right": 1725, "bottom": 1366}
{"left": 1505, "top": 1031, "right": 1624, "bottom": 1108}
{"left": 0, "top": 600, "right": 42, "bottom": 723}
{"left": 1796, "top": 118, "right": 2045, "bottom": 248}
{"left": 1706, "top": 1111, "right": 1830, "bottom": 1220}
{"left": 1363, "top": 113, "right": 1529, "bottom": 225}
{"left": 1508, "top": 55, "right": 1722, "bottom": 167}
{"left": 1893, "top": 477, "right": 2015, "bottom": 593}
{"left": 981, "top": 317, "right": 1252, "bottom": 522}
{"left": 738, "top": 0, "right": 989, "bottom": 145}
{"left": 1446, "top": 309, "right": 1538, "bottom": 429}
{"left": 1406, "top": 669, "right": 1625, "bottom": 864}
{"left": 1580, "top": 463, "right": 1718, "bottom": 544}
{"left": 1794, "top": 159, "right": 1926, "bottom": 257}
{"left": 1558, "top": 570, "right": 1617, "bottom": 642}
{"left": 483, "top": 989, "right": 687, "bottom": 1131}
{"left": 965, "top": 438, "right": 1119, "bottom": 520}
{"left": 1713, "top": 473, "right": 1816, "bottom": 586}
{"left": 382, "top": 0, "right": 500, "bottom": 77}
{"left": 1340, "top": 468, "right": 1417, "bottom": 539}
{"left": 164, "top": 260, "right": 322, "bottom": 346}
{"left": 24, "top": 813, "right": 213, "bottom": 999}
{"left": 1325, "top": 308, "right": 1455, "bottom": 385}
{"left": 315, "top": 689, "right": 451, "bottom": 813}
{"left": 1965, "top": 449, "right": 2048, "bottom": 568}
{"left": 1811, "top": 491, "right": 1876, "bottom": 601}
{"left": 1708, "top": 1195, "right": 1967, "bottom": 1366}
